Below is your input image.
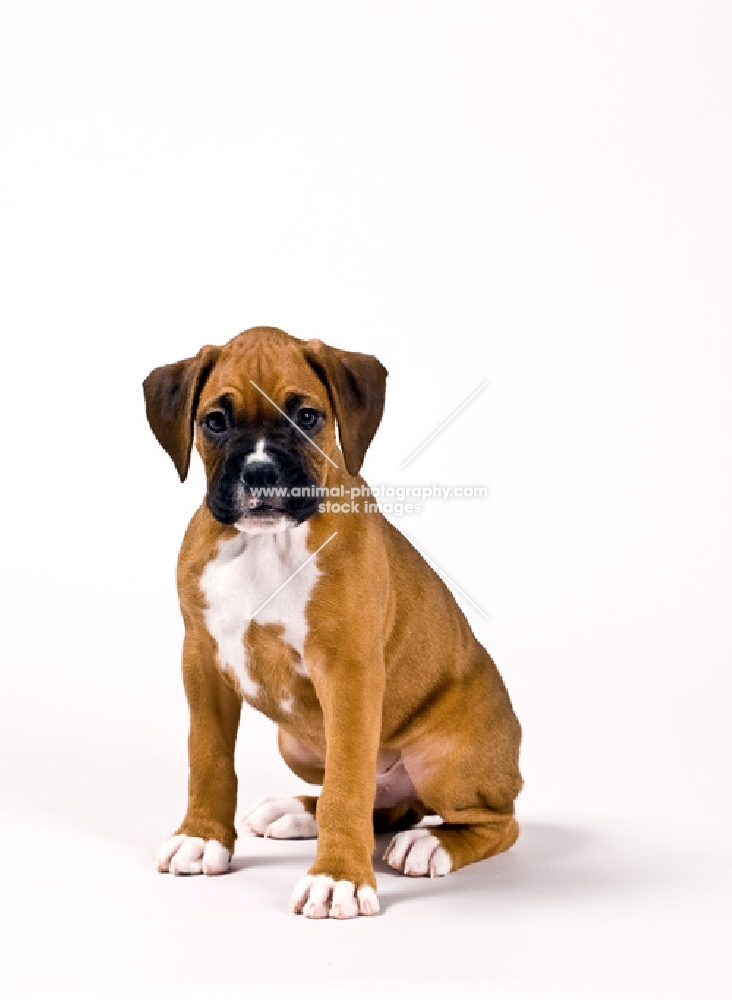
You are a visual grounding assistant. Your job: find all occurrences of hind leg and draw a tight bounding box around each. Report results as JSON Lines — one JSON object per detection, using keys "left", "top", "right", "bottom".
{"left": 384, "top": 814, "right": 519, "bottom": 876}
{"left": 242, "top": 729, "right": 322, "bottom": 839}
{"left": 242, "top": 793, "right": 319, "bottom": 838}
{"left": 385, "top": 713, "right": 522, "bottom": 877}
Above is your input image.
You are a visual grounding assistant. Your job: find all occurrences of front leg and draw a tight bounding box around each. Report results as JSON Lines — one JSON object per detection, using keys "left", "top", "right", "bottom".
{"left": 155, "top": 629, "right": 242, "bottom": 876}
{"left": 290, "top": 654, "right": 384, "bottom": 919}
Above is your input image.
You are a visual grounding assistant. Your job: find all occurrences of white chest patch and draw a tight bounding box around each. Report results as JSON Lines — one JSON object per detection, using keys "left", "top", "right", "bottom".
{"left": 200, "top": 522, "right": 319, "bottom": 698}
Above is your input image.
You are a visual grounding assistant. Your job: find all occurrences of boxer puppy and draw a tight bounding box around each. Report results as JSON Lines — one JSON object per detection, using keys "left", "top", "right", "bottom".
{"left": 143, "top": 326, "right": 522, "bottom": 919}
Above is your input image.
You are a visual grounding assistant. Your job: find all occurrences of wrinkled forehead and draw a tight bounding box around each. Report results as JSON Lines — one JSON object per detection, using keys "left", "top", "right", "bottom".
{"left": 199, "top": 336, "right": 328, "bottom": 421}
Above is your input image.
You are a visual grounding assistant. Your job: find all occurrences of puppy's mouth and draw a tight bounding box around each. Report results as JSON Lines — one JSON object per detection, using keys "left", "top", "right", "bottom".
{"left": 245, "top": 495, "right": 286, "bottom": 515}
{"left": 233, "top": 494, "right": 297, "bottom": 534}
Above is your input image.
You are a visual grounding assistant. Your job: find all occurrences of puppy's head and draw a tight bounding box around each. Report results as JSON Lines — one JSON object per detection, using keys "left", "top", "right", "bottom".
{"left": 143, "top": 327, "right": 387, "bottom": 534}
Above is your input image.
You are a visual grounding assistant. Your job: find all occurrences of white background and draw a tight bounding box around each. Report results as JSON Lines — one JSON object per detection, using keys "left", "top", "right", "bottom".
{"left": 1, "top": 1, "right": 730, "bottom": 997}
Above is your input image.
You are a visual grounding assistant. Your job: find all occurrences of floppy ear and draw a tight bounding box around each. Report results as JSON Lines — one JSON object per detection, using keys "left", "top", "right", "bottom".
{"left": 142, "top": 345, "right": 221, "bottom": 481}
{"left": 303, "top": 340, "right": 387, "bottom": 476}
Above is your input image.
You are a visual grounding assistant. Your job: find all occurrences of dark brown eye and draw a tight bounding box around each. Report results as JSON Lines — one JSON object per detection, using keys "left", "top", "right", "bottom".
{"left": 296, "top": 407, "right": 319, "bottom": 431}
{"left": 203, "top": 411, "right": 227, "bottom": 435}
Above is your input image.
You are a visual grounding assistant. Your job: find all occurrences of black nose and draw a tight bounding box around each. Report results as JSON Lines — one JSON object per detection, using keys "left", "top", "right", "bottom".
{"left": 241, "top": 460, "right": 280, "bottom": 489}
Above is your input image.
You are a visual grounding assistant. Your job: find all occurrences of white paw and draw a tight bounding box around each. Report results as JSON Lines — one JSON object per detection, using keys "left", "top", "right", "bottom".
{"left": 383, "top": 828, "right": 452, "bottom": 878}
{"left": 241, "top": 795, "right": 317, "bottom": 839}
{"left": 154, "top": 834, "right": 231, "bottom": 876}
{"left": 290, "top": 875, "right": 380, "bottom": 919}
